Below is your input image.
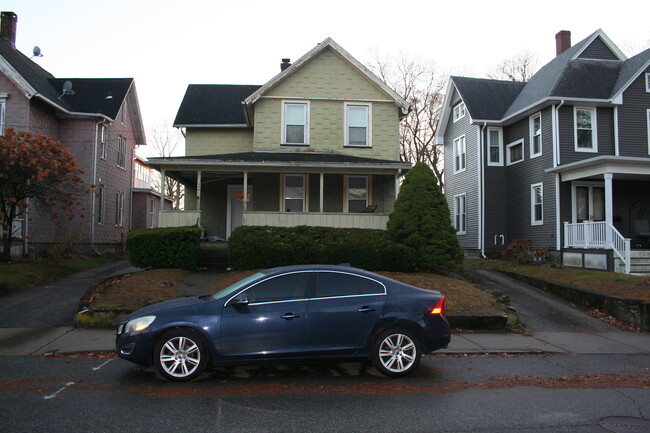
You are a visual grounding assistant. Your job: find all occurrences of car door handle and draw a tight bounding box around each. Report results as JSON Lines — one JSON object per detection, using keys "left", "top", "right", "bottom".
{"left": 357, "top": 307, "right": 376, "bottom": 313}
{"left": 281, "top": 313, "right": 300, "bottom": 320}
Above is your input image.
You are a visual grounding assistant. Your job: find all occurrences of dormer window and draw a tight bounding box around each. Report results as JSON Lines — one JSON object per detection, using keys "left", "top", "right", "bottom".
{"left": 453, "top": 102, "right": 466, "bottom": 122}
{"left": 282, "top": 102, "right": 308, "bottom": 145}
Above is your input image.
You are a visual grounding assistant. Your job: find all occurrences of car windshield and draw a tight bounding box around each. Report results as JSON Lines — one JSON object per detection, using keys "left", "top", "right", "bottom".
{"left": 211, "top": 272, "right": 265, "bottom": 300}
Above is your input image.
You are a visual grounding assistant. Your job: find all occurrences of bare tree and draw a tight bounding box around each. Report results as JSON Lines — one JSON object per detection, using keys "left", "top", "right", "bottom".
{"left": 370, "top": 51, "right": 447, "bottom": 188}
{"left": 148, "top": 121, "right": 184, "bottom": 209}
{"left": 487, "top": 51, "right": 538, "bottom": 82}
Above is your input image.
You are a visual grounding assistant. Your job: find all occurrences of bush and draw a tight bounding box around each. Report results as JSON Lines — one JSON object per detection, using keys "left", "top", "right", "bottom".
{"left": 126, "top": 227, "right": 200, "bottom": 270}
{"left": 228, "top": 226, "right": 416, "bottom": 272}
{"left": 387, "top": 162, "right": 463, "bottom": 273}
{"left": 503, "top": 239, "right": 547, "bottom": 264}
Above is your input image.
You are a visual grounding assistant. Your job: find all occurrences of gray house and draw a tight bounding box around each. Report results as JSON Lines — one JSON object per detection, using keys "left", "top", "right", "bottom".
{"left": 436, "top": 29, "right": 650, "bottom": 275}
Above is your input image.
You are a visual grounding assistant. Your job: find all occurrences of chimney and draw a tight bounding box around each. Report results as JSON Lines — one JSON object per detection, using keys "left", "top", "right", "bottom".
{"left": 1, "top": 11, "right": 17, "bottom": 47}
{"left": 555, "top": 30, "right": 571, "bottom": 56}
{"left": 280, "top": 58, "right": 291, "bottom": 71}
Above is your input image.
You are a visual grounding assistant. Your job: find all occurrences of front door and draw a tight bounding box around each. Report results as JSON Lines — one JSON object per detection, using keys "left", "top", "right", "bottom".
{"left": 573, "top": 183, "right": 604, "bottom": 222}
{"left": 227, "top": 185, "right": 253, "bottom": 238}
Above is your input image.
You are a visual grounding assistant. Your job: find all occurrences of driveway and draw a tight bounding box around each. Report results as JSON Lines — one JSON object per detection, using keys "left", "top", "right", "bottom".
{"left": 0, "top": 259, "right": 139, "bottom": 328}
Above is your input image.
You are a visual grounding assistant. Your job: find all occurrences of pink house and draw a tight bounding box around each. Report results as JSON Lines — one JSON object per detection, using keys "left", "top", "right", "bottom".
{"left": 132, "top": 156, "right": 173, "bottom": 231}
{"left": 0, "top": 12, "right": 147, "bottom": 255}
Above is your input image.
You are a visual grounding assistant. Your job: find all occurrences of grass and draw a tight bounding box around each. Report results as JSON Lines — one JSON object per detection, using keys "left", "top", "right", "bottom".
{"left": 0, "top": 254, "right": 123, "bottom": 293}
{"left": 465, "top": 259, "right": 650, "bottom": 302}
{"left": 87, "top": 268, "right": 504, "bottom": 313}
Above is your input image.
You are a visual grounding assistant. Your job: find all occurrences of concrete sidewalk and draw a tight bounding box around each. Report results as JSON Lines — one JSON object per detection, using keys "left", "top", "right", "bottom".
{"left": 1, "top": 326, "right": 648, "bottom": 357}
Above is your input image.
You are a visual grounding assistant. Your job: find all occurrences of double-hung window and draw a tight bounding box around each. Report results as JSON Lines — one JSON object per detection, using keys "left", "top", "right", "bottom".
{"left": 149, "top": 197, "right": 156, "bottom": 228}
{"left": 453, "top": 135, "right": 466, "bottom": 173}
{"left": 346, "top": 175, "right": 368, "bottom": 212}
{"left": 100, "top": 125, "right": 107, "bottom": 159}
{"left": 0, "top": 95, "right": 6, "bottom": 134}
{"left": 454, "top": 194, "right": 466, "bottom": 235}
{"left": 506, "top": 139, "right": 524, "bottom": 165}
{"left": 115, "top": 191, "right": 125, "bottom": 227}
{"left": 574, "top": 107, "right": 597, "bottom": 152}
{"left": 531, "top": 183, "right": 543, "bottom": 225}
{"left": 453, "top": 102, "right": 466, "bottom": 122}
{"left": 530, "top": 113, "right": 542, "bottom": 157}
{"left": 117, "top": 136, "right": 126, "bottom": 169}
{"left": 345, "top": 104, "right": 370, "bottom": 147}
{"left": 97, "top": 186, "right": 105, "bottom": 225}
{"left": 284, "top": 174, "right": 305, "bottom": 212}
{"left": 283, "top": 102, "right": 308, "bottom": 145}
{"left": 646, "top": 73, "right": 650, "bottom": 93}
{"left": 487, "top": 127, "right": 503, "bottom": 166}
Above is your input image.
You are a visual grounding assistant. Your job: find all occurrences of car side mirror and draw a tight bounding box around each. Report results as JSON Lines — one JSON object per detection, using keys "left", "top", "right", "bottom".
{"left": 228, "top": 294, "right": 249, "bottom": 307}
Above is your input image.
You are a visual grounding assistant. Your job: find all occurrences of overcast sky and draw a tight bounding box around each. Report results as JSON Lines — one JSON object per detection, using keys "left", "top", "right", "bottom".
{"left": 4, "top": 0, "right": 649, "bottom": 157}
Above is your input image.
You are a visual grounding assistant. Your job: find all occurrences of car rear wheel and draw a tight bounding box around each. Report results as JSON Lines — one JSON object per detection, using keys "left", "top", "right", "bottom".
{"left": 371, "top": 328, "right": 421, "bottom": 377}
{"left": 154, "top": 329, "right": 207, "bottom": 382}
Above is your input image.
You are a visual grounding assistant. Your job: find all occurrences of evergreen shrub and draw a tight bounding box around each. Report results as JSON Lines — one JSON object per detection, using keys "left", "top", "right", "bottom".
{"left": 126, "top": 226, "right": 200, "bottom": 270}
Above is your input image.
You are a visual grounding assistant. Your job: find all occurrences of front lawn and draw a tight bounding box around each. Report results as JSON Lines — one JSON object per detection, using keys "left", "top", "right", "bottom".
{"left": 465, "top": 259, "right": 650, "bottom": 302}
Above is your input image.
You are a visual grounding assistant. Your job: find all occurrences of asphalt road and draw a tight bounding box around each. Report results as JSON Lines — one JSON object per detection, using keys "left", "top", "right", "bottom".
{"left": 1, "top": 353, "right": 648, "bottom": 432}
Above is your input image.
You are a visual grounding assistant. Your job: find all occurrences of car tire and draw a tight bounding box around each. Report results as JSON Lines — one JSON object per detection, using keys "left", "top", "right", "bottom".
{"left": 154, "top": 329, "right": 208, "bottom": 382}
{"left": 371, "top": 328, "right": 421, "bottom": 377}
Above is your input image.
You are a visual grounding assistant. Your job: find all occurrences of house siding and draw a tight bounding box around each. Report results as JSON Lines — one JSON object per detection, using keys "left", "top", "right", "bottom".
{"left": 577, "top": 38, "right": 619, "bottom": 60}
{"left": 185, "top": 128, "right": 254, "bottom": 156}
{"left": 558, "top": 105, "right": 616, "bottom": 164}
{"left": 618, "top": 66, "right": 650, "bottom": 157}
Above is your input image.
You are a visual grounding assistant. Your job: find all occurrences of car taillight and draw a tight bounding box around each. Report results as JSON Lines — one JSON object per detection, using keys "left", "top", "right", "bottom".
{"left": 430, "top": 296, "right": 445, "bottom": 315}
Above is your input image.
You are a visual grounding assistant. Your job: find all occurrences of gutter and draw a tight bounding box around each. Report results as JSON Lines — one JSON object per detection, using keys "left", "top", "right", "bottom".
{"left": 91, "top": 119, "right": 108, "bottom": 254}
{"left": 554, "top": 100, "right": 564, "bottom": 253}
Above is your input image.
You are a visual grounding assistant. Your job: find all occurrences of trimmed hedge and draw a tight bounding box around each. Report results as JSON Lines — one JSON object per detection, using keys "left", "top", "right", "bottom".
{"left": 228, "top": 225, "right": 417, "bottom": 272}
{"left": 126, "top": 227, "right": 200, "bottom": 270}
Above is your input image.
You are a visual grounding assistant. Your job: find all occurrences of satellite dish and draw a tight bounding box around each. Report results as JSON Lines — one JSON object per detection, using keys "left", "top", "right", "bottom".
{"left": 59, "top": 80, "right": 75, "bottom": 99}
{"left": 29, "top": 46, "right": 43, "bottom": 59}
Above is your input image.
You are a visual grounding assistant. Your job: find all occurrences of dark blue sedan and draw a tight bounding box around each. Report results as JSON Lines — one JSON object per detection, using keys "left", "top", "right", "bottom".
{"left": 116, "top": 265, "right": 451, "bottom": 381}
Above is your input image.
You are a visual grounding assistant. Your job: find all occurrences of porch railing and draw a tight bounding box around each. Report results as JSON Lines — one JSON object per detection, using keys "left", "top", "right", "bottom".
{"left": 159, "top": 210, "right": 201, "bottom": 228}
{"left": 243, "top": 211, "right": 389, "bottom": 230}
{"left": 564, "top": 221, "right": 631, "bottom": 274}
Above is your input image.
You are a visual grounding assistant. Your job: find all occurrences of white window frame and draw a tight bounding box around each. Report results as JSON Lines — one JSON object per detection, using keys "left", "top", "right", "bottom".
{"left": 346, "top": 175, "right": 368, "bottom": 213}
{"left": 117, "top": 136, "right": 126, "bottom": 169}
{"left": 149, "top": 197, "right": 156, "bottom": 228}
{"left": 571, "top": 181, "right": 605, "bottom": 223}
{"left": 574, "top": 107, "right": 598, "bottom": 152}
{"left": 281, "top": 101, "right": 309, "bottom": 145}
{"left": 99, "top": 125, "right": 107, "bottom": 159}
{"left": 283, "top": 174, "right": 305, "bottom": 212}
{"left": 506, "top": 139, "right": 524, "bottom": 166}
{"left": 344, "top": 103, "right": 371, "bottom": 147}
{"left": 453, "top": 102, "right": 466, "bottom": 122}
{"left": 529, "top": 112, "right": 542, "bottom": 158}
{"left": 453, "top": 193, "right": 466, "bottom": 235}
{"left": 487, "top": 127, "right": 503, "bottom": 166}
{"left": 453, "top": 135, "right": 466, "bottom": 173}
{"left": 97, "top": 185, "right": 105, "bottom": 225}
{"left": 646, "top": 73, "right": 650, "bottom": 93}
{"left": 531, "top": 183, "right": 543, "bottom": 226}
{"left": 115, "top": 191, "right": 125, "bottom": 227}
{"left": 0, "top": 95, "right": 7, "bottom": 134}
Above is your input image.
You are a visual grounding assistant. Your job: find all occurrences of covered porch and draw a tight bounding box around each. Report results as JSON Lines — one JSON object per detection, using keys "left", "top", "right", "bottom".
{"left": 548, "top": 156, "right": 650, "bottom": 274}
{"left": 149, "top": 152, "right": 410, "bottom": 239}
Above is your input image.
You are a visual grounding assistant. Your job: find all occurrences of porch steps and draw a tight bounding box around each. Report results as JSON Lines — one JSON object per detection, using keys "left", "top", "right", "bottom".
{"left": 614, "top": 250, "right": 650, "bottom": 276}
{"left": 198, "top": 242, "right": 229, "bottom": 270}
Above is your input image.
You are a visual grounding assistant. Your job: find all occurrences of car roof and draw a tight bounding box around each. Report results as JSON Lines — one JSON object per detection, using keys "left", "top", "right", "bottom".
{"left": 261, "top": 264, "right": 374, "bottom": 277}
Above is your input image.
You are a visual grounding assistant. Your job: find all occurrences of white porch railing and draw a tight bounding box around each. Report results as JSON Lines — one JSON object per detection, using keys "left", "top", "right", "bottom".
{"left": 159, "top": 210, "right": 201, "bottom": 228}
{"left": 243, "top": 212, "right": 389, "bottom": 230}
{"left": 564, "top": 221, "right": 631, "bottom": 274}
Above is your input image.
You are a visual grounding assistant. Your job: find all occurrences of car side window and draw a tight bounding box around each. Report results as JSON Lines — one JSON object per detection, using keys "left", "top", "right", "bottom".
{"left": 244, "top": 272, "right": 311, "bottom": 303}
{"left": 314, "top": 272, "right": 385, "bottom": 298}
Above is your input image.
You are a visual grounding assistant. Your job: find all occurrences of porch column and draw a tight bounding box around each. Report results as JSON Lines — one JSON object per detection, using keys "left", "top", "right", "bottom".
{"left": 319, "top": 173, "right": 324, "bottom": 213}
{"left": 243, "top": 171, "right": 248, "bottom": 211}
{"left": 604, "top": 173, "right": 613, "bottom": 244}
{"left": 159, "top": 169, "right": 165, "bottom": 227}
{"left": 196, "top": 170, "right": 202, "bottom": 226}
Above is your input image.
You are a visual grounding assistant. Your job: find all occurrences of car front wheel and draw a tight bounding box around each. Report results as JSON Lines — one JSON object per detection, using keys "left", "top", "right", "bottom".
{"left": 154, "top": 329, "right": 208, "bottom": 381}
{"left": 371, "top": 329, "right": 421, "bottom": 377}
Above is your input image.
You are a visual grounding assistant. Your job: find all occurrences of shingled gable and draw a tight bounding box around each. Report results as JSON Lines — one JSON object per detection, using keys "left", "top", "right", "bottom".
{"left": 243, "top": 37, "right": 410, "bottom": 115}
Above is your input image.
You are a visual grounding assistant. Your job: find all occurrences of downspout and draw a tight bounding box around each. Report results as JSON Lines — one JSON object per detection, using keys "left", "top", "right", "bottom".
{"left": 91, "top": 119, "right": 107, "bottom": 254}
{"left": 479, "top": 123, "right": 487, "bottom": 258}
{"left": 554, "top": 101, "right": 564, "bottom": 252}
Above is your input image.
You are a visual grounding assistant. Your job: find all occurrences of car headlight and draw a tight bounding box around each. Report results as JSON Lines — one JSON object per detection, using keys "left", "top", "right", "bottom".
{"left": 124, "top": 316, "right": 156, "bottom": 333}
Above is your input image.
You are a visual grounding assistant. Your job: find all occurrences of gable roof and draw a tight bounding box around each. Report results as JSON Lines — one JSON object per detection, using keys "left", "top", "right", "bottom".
{"left": 243, "top": 38, "right": 410, "bottom": 114}
{"left": 451, "top": 76, "right": 525, "bottom": 121}
{"left": 174, "top": 84, "right": 261, "bottom": 127}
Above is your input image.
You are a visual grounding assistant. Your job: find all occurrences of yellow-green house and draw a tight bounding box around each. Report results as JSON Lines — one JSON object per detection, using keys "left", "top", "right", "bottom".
{"left": 149, "top": 38, "right": 411, "bottom": 239}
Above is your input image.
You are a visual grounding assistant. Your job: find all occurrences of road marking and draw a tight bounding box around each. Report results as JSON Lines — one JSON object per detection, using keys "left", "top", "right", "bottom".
{"left": 44, "top": 382, "right": 76, "bottom": 400}
{"left": 92, "top": 359, "right": 114, "bottom": 371}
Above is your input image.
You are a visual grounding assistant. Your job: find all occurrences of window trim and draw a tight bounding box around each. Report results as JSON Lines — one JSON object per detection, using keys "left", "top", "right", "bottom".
{"left": 115, "top": 191, "right": 125, "bottom": 227}
{"left": 453, "top": 134, "right": 467, "bottom": 174}
{"left": 487, "top": 127, "right": 503, "bottom": 166}
{"left": 453, "top": 102, "right": 466, "bottom": 123}
{"left": 529, "top": 112, "right": 542, "bottom": 158}
{"left": 97, "top": 185, "right": 105, "bottom": 225}
{"left": 531, "top": 182, "right": 543, "bottom": 226}
{"left": 281, "top": 100, "right": 309, "bottom": 146}
{"left": 283, "top": 174, "right": 306, "bottom": 213}
{"left": 149, "top": 197, "right": 156, "bottom": 228}
{"left": 453, "top": 193, "right": 466, "bottom": 235}
{"left": 121, "top": 101, "right": 126, "bottom": 125}
{"left": 117, "top": 136, "right": 126, "bottom": 169}
{"left": 99, "top": 125, "right": 107, "bottom": 160}
{"left": 0, "top": 95, "right": 7, "bottom": 134}
{"left": 574, "top": 107, "right": 598, "bottom": 153}
{"left": 506, "top": 139, "right": 524, "bottom": 166}
{"left": 345, "top": 175, "right": 369, "bottom": 213}
{"left": 344, "top": 102, "right": 371, "bottom": 147}
{"left": 646, "top": 73, "right": 650, "bottom": 93}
